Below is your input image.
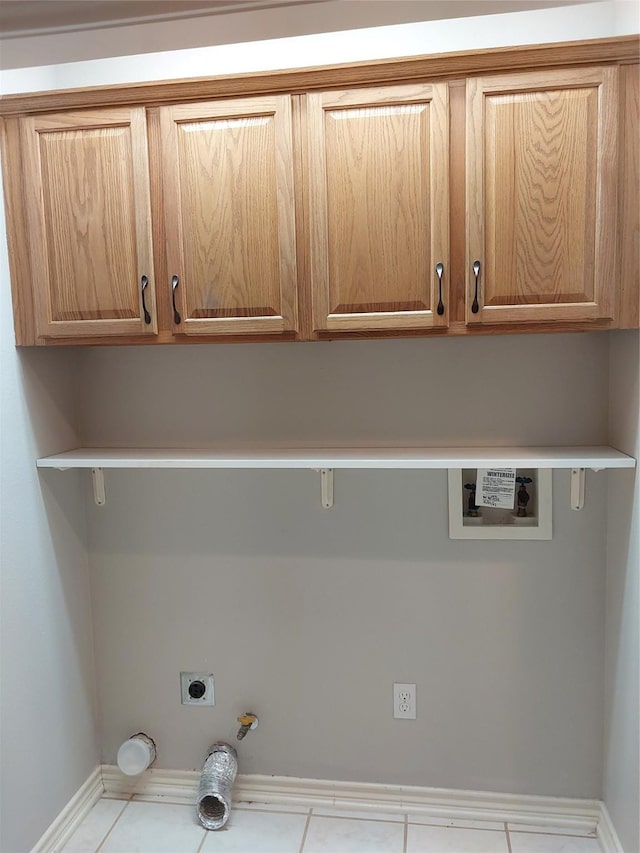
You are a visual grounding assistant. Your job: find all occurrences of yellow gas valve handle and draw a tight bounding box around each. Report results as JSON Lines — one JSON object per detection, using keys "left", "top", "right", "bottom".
{"left": 236, "top": 713, "right": 259, "bottom": 741}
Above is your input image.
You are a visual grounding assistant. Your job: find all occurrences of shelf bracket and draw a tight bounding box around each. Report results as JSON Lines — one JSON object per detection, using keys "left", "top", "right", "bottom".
{"left": 570, "top": 468, "right": 585, "bottom": 511}
{"left": 92, "top": 467, "right": 106, "bottom": 507}
{"left": 314, "top": 468, "right": 334, "bottom": 508}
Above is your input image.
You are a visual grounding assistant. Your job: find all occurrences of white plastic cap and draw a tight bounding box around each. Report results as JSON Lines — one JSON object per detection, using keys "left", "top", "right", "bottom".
{"left": 117, "top": 735, "right": 155, "bottom": 776}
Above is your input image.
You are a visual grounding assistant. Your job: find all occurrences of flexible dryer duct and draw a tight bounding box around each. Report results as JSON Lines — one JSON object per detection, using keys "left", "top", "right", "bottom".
{"left": 196, "top": 742, "right": 238, "bottom": 830}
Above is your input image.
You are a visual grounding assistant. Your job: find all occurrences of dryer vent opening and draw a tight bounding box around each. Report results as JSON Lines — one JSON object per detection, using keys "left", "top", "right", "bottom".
{"left": 199, "top": 795, "right": 227, "bottom": 824}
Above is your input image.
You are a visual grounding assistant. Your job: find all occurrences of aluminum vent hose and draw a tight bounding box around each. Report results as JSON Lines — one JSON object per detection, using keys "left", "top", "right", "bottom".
{"left": 196, "top": 742, "right": 238, "bottom": 830}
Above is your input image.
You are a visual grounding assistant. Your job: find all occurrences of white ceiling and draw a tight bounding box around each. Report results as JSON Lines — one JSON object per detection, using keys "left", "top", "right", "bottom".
{"left": 0, "top": 0, "right": 608, "bottom": 70}
{"left": 0, "top": 0, "right": 602, "bottom": 38}
{"left": 0, "top": 0, "right": 327, "bottom": 37}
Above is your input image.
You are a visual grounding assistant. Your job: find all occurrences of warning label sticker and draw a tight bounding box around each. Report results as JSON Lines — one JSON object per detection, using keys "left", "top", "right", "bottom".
{"left": 475, "top": 468, "right": 516, "bottom": 509}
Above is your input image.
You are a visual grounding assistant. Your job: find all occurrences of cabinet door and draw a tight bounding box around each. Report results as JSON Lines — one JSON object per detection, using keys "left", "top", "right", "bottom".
{"left": 21, "top": 108, "right": 157, "bottom": 338}
{"left": 466, "top": 67, "right": 618, "bottom": 324}
{"left": 160, "top": 96, "right": 298, "bottom": 336}
{"left": 307, "top": 84, "right": 449, "bottom": 332}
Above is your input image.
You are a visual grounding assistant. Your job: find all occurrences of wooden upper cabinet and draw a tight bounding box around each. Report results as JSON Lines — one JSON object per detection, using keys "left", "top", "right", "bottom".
{"left": 307, "top": 84, "right": 450, "bottom": 332}
{"left": 159, "top": 96, "right": 298, "bottom": 336}
{"left": 3, "top": 40, "right": 635, "bottom": 346}
{"left": 466, "top": 67, "right": 618, "bottom": 325}
{"left": 21, "top": 107, "right": 157, "bottom": 338}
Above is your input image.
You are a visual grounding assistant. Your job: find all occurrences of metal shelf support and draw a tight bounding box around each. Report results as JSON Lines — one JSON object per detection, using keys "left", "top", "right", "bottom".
{"left": 315, "top": 468, "right": 334, "bottom": 508}
{"left": 570, "top": 468, "right": 585, "bottom": 511}
{"left": 92, "top": 467, "right": 106, "bottom": 506}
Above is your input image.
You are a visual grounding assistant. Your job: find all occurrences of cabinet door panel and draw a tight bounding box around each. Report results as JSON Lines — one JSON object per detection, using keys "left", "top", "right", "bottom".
{"left": 160, "top": 97, "right": 297, "bottom": 336}
{"left": 308, "top": 84, "right": 449, "bottom": 331}
{"left": 22, "top": 108, "right": 156, "bottom": 338}
{"left": 466, "top": 67, "right": 617, "bottom": 324}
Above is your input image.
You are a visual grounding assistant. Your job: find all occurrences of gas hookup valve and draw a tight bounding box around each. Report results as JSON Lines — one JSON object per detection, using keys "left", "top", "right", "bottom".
{"left": 236, "top": 713, "right": 259, "bottom": 741}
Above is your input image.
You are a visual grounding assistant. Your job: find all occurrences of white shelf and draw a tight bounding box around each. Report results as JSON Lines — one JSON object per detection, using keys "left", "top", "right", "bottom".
{"left": 37, "top": 445, "right": 636, "bottom": 470}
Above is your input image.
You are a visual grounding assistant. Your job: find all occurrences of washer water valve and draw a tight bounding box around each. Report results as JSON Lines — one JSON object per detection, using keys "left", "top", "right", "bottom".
{"left": 236, "top": 713, "right": 259, "bottom": 741}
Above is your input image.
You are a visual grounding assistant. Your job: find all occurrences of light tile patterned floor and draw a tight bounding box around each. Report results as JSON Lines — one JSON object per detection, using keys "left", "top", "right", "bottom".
{"left": 60, "top": 796, "right": 603, "bottom": 853}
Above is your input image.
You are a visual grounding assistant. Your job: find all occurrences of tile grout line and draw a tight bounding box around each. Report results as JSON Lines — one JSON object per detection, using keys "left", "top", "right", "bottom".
{"left": 110, "top": 799, "right": 594, "bottom": 835}
{"left": 194, "top": 826, "right": 208, "bottom": 853}
{"left": 298, "top": 808, "right": 313, "bottom": 853}
{"left": 407, "top": 821, "right": 513, "bottom": 832}
{"left": 403, "top": 813, "right": 409, "bottom": 853}
{"left": 234, "top": 805, "right": 314, "bottom": 817}
{"left": 505, "top": 821, "right": 513, "bottom": 853}
{"left": 310, "top": 812, "right": 405, "bottom": 825}
{"left": 509, "top": 828, "right": 598, "bottom": 838}
{"left": 93, "top": 797, "right": 133, "bottom": 853}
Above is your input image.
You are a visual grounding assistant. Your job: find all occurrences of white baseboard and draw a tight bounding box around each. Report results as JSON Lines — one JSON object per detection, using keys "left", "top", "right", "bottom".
{"left": 31, "top": 767, "right": 103, "bottom": 853}
{"left": 597, "top": 802, "right": 625, "bottom": 853}
{"left": 101, "top": 764, "right": 601, "bottom": 836}
{"left": 33, "top": 765, "right": 624, "bottom": 852}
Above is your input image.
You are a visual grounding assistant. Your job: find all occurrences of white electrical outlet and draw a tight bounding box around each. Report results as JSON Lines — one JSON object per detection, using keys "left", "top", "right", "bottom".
{"left": 393, "top": 683, "right": 416, "bottom": 719}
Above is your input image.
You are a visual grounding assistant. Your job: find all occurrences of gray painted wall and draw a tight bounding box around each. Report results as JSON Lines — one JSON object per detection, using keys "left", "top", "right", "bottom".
{"left": 83, "top": 334, "right": 609, "bottom": 797}
{"left": 605, "top": 330, "right": 640, "bottom": 853}
{"left": 79, "top": 335, "right": 609, "bottom": 448}
{"left": 0, "top": 201, "right": 97, "bottom": 851}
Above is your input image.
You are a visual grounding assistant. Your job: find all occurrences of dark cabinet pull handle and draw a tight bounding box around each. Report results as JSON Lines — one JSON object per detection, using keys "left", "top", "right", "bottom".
{"left": 471, "top": 260, "right": 481, "bottom": 314}
{"left": 435, "top": 262, "right": 445, "bottom": 316}
{"left": 171, "top": 275, "right": 182, "bottom": 324}
{"left": 141, "top": 275, "right": 151, "bottom": 325}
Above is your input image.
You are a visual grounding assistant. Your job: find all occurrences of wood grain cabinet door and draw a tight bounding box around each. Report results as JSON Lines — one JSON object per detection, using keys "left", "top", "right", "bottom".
{"left": 21, "top": 108, "right": 157, "bottom": 338}
{"left": 466, "top": 67, "right": 618, "bottom": 325}
{"left": 307, "top": 84, "right": 449, "bottom": 332}
{"left": 159, "top": 96, "right": 298, "bottom": 336}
